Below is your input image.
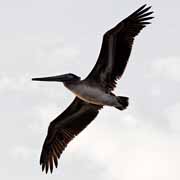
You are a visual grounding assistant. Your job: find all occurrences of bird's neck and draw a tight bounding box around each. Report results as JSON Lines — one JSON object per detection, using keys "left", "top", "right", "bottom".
{"left": 63, "top": 80, "right": 81, "bottom": 90}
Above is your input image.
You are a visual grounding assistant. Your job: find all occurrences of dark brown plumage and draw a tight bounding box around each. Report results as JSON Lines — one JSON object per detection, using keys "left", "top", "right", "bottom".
{"left": 40, "top": 97, "right": 102, "bottom": 173}
{"left": 86, "top": 4, "right": 153, "bottom": 92}
{"left": 36, "top": 4, "right": 153, "bottom": 173}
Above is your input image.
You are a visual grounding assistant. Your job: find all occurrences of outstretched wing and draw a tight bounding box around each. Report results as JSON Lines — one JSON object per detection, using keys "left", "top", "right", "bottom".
{"left": 40, "top": 97, "right": 102, "bottom": 173}
{"left": 85, "top": 4, "right": 154, "bottom": 92}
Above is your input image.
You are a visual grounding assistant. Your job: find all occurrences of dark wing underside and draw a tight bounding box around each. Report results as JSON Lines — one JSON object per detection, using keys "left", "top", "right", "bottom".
{"left": 40, "top": 97, "right": 102, "bottom": 173}
{"left": 85, "top": 4, "right": 154, "bottom": 92}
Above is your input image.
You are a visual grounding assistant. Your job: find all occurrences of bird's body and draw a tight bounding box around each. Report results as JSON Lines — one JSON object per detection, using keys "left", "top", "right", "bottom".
{"left": 64, "top": 80, "right": 119, "bottom": 106}
{"left": 32, "top": 4, "right": 154, "bottom": 173}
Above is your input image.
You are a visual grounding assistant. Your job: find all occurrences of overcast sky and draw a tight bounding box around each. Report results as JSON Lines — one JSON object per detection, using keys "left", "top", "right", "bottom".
{"left": 0, "top": 0, "right": 180, "bottom": 179}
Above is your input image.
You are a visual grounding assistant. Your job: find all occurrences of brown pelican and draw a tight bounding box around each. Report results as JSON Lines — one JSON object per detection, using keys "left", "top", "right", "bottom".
{"left": 32, "top": 4, "right": 153, "bottom": 173}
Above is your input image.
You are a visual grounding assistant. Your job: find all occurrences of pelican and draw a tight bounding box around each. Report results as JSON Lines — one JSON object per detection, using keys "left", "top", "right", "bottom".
{"left": 32, "top": 4, "right": 153, "bottom": 173}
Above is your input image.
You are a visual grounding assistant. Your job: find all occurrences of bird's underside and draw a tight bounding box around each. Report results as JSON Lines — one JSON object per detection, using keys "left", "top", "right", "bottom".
{"left": 34, "top": 4, "right": 154, "bottom": 173}
{"left": 64, "top": 81, "right": 129, "bottom": 109}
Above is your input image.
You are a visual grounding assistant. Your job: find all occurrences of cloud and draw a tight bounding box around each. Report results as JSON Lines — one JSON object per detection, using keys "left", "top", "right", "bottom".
{"left": 10, "top": 145, "right": 37, "bottom": 161}
{"left": 0, "top": 33, "right": 80, "bottom": 76}
{"left": 0, "top": 74, "right": 38, "bottom": 92}
{"left": 28, "top": 103, "right": 61, "bottom": 134}
{"left": 36, "top": 40, "right": 81, "bottom": 70}
{"left": 65, "top": 110, "right": 180, "bottom": 180}
{"left": 164, "top": 102, "right": 180, "bottom": 132}
{"left": 26, "top": 96, "right": 180, "bottom": 180}
{"left": 150, "top": 57, "right": 180, "bottom": 82}
{"left": 2, "top": 55, "right": 180, "bottom": 179}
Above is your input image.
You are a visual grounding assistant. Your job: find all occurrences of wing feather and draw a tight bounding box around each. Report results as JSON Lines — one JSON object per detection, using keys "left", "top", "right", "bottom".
{"left": 40, "top": 97, "right": 102, "bottom": 173}
{"left": 86, "top": 4, "right": 154, "bottom": 92}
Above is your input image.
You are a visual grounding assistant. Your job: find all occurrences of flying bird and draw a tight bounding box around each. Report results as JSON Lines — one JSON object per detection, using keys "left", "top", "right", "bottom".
{"left": 32, "top": 4, "right": 154, "bottom": 173}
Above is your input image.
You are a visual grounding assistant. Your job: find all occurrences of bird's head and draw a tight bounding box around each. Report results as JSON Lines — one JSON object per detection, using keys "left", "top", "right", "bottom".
{"left": 32, "top": 73, "right": 81, "bottom": 83}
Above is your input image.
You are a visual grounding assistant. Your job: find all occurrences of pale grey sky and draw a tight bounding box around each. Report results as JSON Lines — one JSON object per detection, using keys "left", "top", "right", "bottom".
{"left": 0, "top": 0, "right": 180, "bottom": 179}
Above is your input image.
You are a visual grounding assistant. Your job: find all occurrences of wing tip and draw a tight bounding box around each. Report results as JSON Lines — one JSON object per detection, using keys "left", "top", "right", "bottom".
{"left": 135, "top": 5, "right": 154, "bottom": 25}
{"left": 133, "top": 4, "right": 153, "bottom": 16}
{"left": 40, "top": 157, "right": 58, "bottom": 174}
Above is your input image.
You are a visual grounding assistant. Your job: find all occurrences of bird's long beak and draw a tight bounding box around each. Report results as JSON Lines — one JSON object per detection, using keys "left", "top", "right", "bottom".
{"left": 32, "top": 74, "right": 69, "bottom": 82}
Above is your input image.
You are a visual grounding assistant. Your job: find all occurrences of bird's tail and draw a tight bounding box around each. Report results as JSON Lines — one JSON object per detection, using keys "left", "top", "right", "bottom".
{"left": 115, "top": 96, "right": 129, "bottom": 110}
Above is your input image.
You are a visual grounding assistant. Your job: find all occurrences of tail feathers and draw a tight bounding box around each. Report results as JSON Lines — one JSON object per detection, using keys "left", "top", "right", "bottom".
{"left": 115, "top": 96, "right": 129, "bottom": 111}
